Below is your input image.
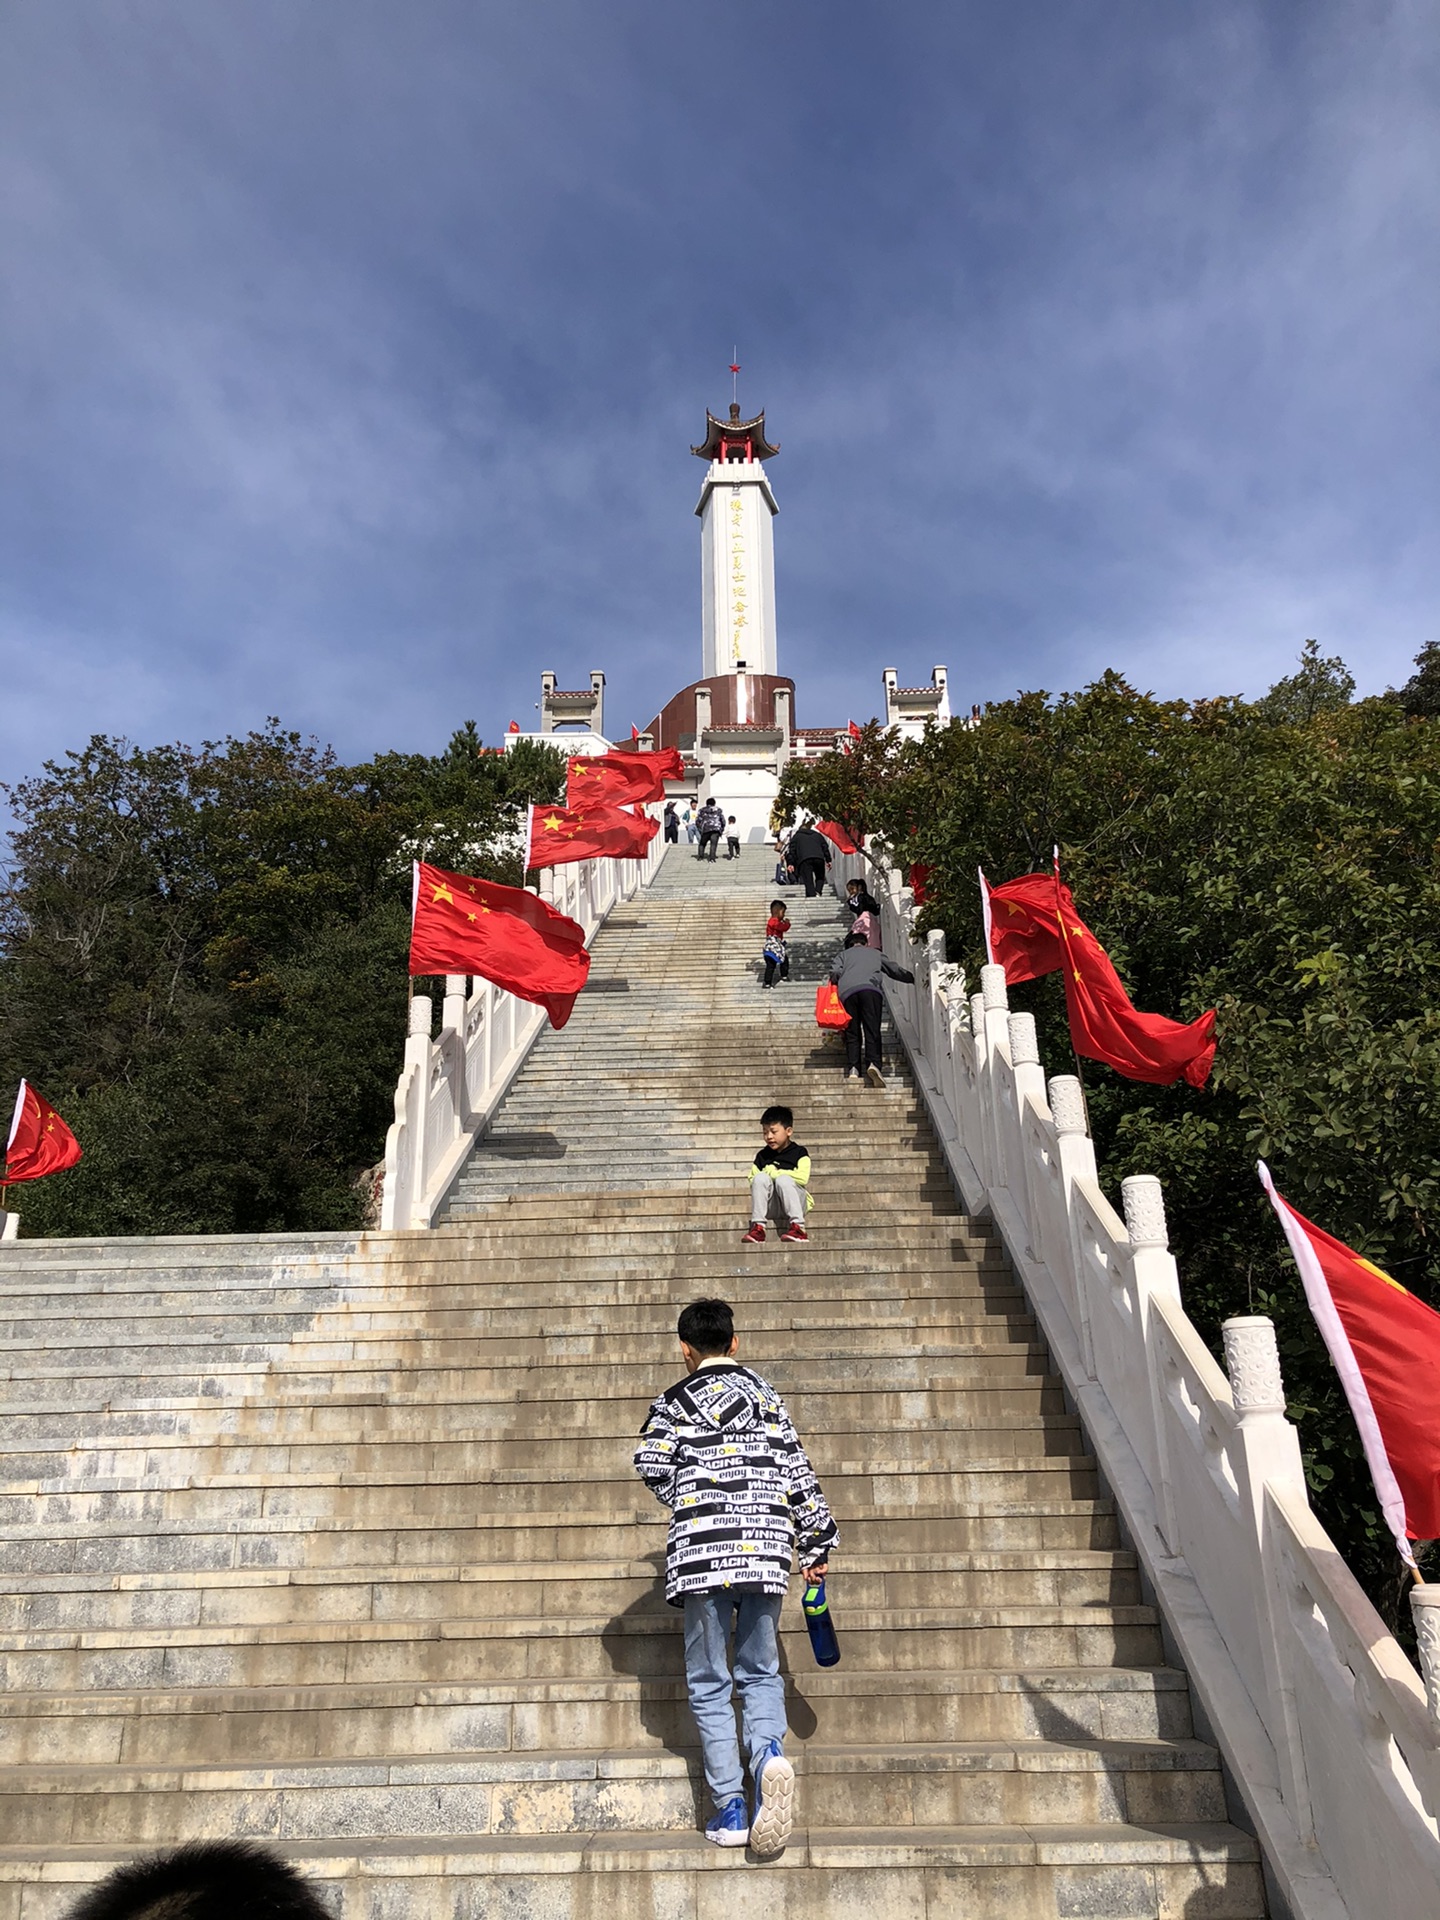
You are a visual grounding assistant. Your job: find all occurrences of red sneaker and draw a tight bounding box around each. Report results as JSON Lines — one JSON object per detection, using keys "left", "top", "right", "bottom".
{"left": 781, "top": 1224, "right": 809, "bottom": 1244}
{"left": 741, "top": 1223, "right": 766, "bottom": 1245}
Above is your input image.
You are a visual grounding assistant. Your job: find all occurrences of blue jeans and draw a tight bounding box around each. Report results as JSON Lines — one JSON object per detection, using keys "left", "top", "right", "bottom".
{"left": 682, "top": 1589, "right": 787, "bottom": 1808}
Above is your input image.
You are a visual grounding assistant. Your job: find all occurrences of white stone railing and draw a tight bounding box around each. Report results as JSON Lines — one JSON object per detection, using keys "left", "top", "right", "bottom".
{"left": 381, "top": 830, "right": 667, "bottom": 1230}
{"left": 830, "top": 847, "right": 1440, "bottom": 1920}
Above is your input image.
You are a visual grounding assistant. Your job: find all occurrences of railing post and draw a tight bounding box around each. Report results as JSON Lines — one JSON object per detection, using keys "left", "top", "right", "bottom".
{"left": 1222, "top": 1315, "right": 1317, "bottom": 1842}
{"left": 1048, "top": 1075, "right": 1097, "bottom": 1374}
{"left": 1006, "top": 1012, "right": 1047, "bottom": 1260}
{"left": 1412, "top": 1587, "right": 1440, "bottom": 1742}
{"left": 1122, "top": 1174, "right": 1183, "bottom": 1550}
{"left": 0, "top": 1208, "right": 18, "bottom": 1242}
{"left": 979, "top": 964, "right": 1011, "bottom": 1191}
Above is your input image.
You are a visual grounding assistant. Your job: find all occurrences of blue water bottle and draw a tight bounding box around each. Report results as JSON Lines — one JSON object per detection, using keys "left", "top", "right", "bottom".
{"left": 802, "top": 1579, "right": 841, "bottom": 1667}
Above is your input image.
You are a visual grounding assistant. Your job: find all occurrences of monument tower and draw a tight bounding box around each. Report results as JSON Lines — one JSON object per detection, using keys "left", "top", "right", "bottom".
{"left": 692, "top": 402, "right": 780, "bottom": 679}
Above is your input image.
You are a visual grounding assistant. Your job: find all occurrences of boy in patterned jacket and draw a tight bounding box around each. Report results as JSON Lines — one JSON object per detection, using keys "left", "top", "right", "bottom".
{"left": 634, "top": 1297, "right": 838, "bottom": 1855}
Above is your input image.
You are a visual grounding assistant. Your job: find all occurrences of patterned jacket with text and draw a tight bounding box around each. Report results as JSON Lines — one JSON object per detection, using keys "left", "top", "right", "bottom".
{"left": 634, "top": 1360, "right": 838, "bottom": 1606}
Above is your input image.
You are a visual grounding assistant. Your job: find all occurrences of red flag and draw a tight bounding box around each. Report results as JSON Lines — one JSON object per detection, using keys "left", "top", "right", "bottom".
{"left": 631, "top": 724, "right": 640, "bottom": 742}
{"left": 408, "top": 861, "right": 590, "bottom": 1029}
{"left": 566, "top": 750, "right": 683, "bottom": 808}
{"left": 527, "top": 801, "right": 659, "bottom": 869}
{"left": 506, "top": 720, "right": 520, "bottom": 734}
{"left": 4, "top": 1081, "right": 83, "bottom": 1184}
{"left": 1261, "top": 1165, "right": 1440, "bottom": 1561}
{"left": 909, "top": 863, "right": 930, "bottom": 906}
{"left": 981, "top": 869, "right": 1069, "bottom": 982}
{"left": 848, "top": 720, "right": 862, "bottom": 738}
{"left": 816, "top": 820, "right": 859, "bottom": 855}
{"left": 980, "top": 867, "right": 1216, "bottom": 1088}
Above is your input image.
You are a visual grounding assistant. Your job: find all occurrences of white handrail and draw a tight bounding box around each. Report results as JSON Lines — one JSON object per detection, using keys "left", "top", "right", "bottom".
{"left": 828, "top": 847, "right": 1440, "bottom": 1920}
{"left": 381, "top": 826, "right": 667, "bottom": 1230}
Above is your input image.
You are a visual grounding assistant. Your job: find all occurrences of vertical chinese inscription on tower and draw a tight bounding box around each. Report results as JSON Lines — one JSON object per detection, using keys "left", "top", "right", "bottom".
{"left": 728, "top": 489, "right": 747, "bottom": 665}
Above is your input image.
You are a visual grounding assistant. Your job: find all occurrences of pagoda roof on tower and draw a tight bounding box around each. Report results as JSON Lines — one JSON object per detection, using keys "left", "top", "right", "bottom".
{"left": 691, "top": 404, "right": 780, "bottom": 462}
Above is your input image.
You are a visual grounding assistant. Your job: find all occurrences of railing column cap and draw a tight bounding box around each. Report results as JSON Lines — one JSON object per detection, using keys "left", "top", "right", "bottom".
{"left": 1007, "top": 1011, "right": 1040, "bottom": 1066}
{"left": 980, "top": 963, "right": 1009, "bottom": 1011}
{"left": 1121, "top": 1173, "right": 1169, "bottom": 1249}
{"left": 970, "top": 992, "right": 987, "bottom": 1036}
{"left": 1048, "top": 1075, "right": 1087, "bottom": 1136}
{"left": 407, "top": 994, "right": 433, "bottom": 1037}
{"left": 1221, "top": 1315, "right": 1287, "bottom": 1418}
{"left": 1410, "top": 1585, "right": 1440, "bottom": 1741}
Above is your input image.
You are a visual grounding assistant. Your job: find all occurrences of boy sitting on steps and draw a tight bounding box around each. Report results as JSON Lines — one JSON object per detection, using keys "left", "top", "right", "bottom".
{"left": 743, "top": 1104, "right": 811, "bottom": 1245}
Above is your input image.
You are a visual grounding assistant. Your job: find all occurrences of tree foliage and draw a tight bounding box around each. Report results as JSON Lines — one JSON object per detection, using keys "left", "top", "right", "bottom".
{"left": 0, "top": 722, "right": 566, "bottom": 1237}
{"left": 779, "top": 648, "right": 1440, "bottom": 1620}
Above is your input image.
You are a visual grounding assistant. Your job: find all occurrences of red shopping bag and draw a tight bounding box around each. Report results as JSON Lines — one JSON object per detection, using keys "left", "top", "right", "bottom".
{"left": 815, "top": 982, "right": 851, "bottom": 1029}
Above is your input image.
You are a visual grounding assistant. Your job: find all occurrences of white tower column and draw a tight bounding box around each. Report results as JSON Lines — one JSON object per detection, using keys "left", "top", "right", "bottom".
{"left": 695, "top": 461, "right": 779, "bottom": 679}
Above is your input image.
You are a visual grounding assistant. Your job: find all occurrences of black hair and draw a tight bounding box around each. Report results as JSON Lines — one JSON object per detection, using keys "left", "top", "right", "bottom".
{"left": 677, "top": 1297, "right": 735, "bottom": 1355}
{"left": 760, "top": 1105, "right": 793, "bottom": 1129}
{"left": 769, "top": 900, "right": 786, "bottom": 915}
{"left": 62, "top": 1842, "right": 332, "bottom": 1920}
{"left": 846, "top": 878, "right": 861, "bottom": 890}
{"left": 844, "top": 931, "right": 866, "bottom": 948}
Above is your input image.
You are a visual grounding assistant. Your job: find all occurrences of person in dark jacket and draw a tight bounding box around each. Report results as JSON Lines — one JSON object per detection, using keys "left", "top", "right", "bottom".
{"left": 830, "top": 932, "right": 915, "bottom": 1087}
{"left": 843, "top": 877, "right": 882, "bottom": 922}
{"left": 663, "top": 802, "right": 680, "bottom": 844}
{"left": 695, "top": 800, "right": 726, "bottom": 861}
{"left": 786, "top": 823, "right": 832, "bottom": 897}
{"left": 634, "top": 1296, "right": 837, "bottom": 1855}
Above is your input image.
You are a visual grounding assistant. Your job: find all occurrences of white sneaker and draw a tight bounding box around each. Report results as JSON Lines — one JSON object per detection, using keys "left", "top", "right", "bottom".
{"left": 866, "top": 1064, "right": 887, "bottom": 1089}
{"left": 843, "top": 1069, "right": 860, "bottom": 1082}
{"left": 749, "top": 1739, "right": 795, "bottom": 1855}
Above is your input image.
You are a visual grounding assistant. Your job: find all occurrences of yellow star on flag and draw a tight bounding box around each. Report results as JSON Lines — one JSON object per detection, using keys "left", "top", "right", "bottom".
{"left": 542, "top": 814, "right": 565, "bottom": 832}
{"left": 431, "top": 883, "right": 455, "bottom": 905}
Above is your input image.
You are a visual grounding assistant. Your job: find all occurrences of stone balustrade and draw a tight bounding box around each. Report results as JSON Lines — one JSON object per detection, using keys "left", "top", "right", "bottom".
{"left": 381, "top": 826, "right": 667, "bottom": 1229}
{"left": 829, "top": 846, "right": 1440, "bottom": 1920}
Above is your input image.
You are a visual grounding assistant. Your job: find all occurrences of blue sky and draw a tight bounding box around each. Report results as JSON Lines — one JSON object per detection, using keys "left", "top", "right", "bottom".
{"left": 2, "top": 1, "right": 1437, "bottom": 788}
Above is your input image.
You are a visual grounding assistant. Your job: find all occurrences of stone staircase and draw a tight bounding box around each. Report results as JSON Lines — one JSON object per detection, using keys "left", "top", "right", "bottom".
{"left": 0, "top": 846, "right": 1266, "bottom": 1917}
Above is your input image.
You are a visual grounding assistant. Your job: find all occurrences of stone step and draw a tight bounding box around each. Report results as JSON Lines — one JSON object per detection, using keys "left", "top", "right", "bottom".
{"left": 1, "top": 1738, "right": 1231, "bottom": 1845}
{"left": 0, "top": 1382, "right": 1069, "bottom": 1444}
{"left": 0, "top": 1608, "right": 1165, "bottom": 1692}
{"left": 0, "top": 1503, "right": 1123, "bottom": 1578}
{"left": 0, "top": 1405, "right": 1082, "bottom": 1474}
{"left": 0, "top": 1414, "right": 1082, "bottom": 1483}
{"left": 0, "top": 1455, "right": 1102, "bottom": 1525}
{"left": 0, "top": 1352, "right": 1062, "bottom": 1405}
{"left": 0, "top": 1555, "right": 1143, "bottom": 1631}
{"left": 0, "top": 1826, "right": 1266, "bottom": 1920}
{"left": 0, "top": 1663, "right": 1196, "bottom": 1766}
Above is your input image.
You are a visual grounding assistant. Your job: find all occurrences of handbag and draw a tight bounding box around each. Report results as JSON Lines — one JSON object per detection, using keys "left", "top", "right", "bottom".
{"left": 815, "top": 982, "right": 851, "bottom": 1030}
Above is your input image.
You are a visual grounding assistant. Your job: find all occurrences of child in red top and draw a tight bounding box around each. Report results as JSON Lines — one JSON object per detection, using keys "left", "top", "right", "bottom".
{"left": 762, "top": 900, "right": 791, "bottom": 989}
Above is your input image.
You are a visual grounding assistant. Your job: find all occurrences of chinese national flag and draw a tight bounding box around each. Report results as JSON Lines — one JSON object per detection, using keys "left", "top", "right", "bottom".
{"left": 4, "top": 1081, "right": 83, "bottom": 1184}
{"left": 816, "top": 820, "right": 860, "bottom": 854}
{"left": 527, "top": 802, "right": 660, "bottom": 869}
{"left": 1262, "top": 1165, "right": 1440, "bottom": 1563}
{"left": 408, "top": 862, "right": 590, "bottom": 1029}
{"left": 565, "top": 750, "right": 683, "bottom": 808}
{"left": 981, "top": 867, "right": 1216, "bottom": 1088}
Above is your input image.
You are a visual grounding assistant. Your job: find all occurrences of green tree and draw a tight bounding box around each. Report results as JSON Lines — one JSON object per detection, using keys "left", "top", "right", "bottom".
{"left": 1256, "top": 637, "right": 1355, "bottom": 724}
{"left": 0, "top": 723, "right": 566, "bottom": 1236}
{"left": 1391, "top": 641, "right": 1440, "bottom": 720}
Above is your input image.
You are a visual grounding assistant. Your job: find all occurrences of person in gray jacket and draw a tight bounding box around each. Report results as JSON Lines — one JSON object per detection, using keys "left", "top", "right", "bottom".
{"left": 830, "top": 932, "right": 914, "bottom": 1087}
